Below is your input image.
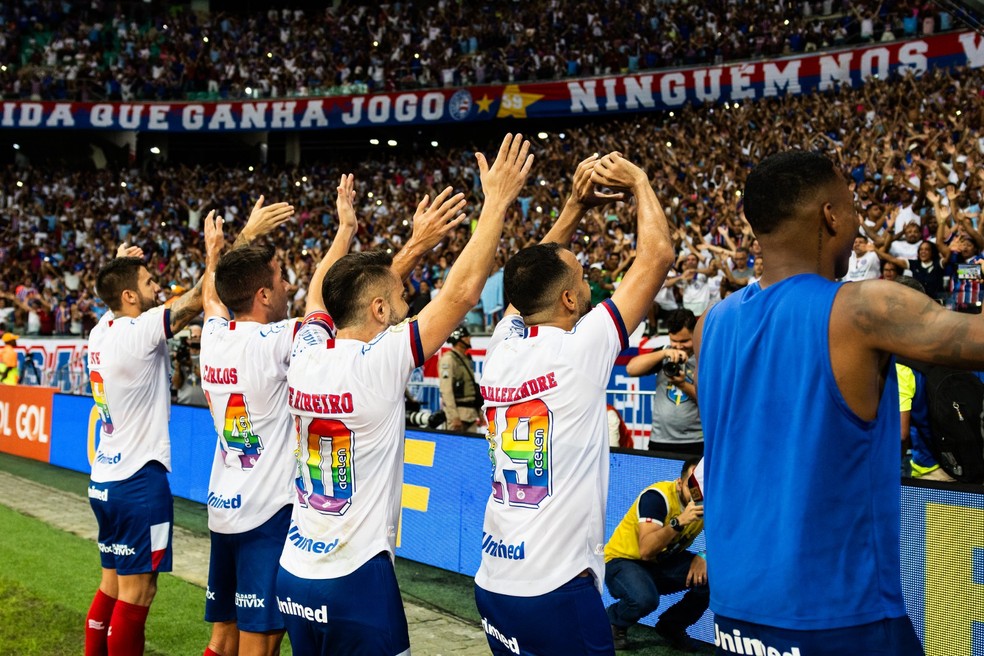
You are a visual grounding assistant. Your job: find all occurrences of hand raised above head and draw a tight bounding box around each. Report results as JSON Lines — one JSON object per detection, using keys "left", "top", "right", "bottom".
{"left": 243, "top": 194, "right": 294, "bottom": 239}
{"left": 336, "top": 174, "right": 358, "bottom": 231}
{"left": 590, "top": 152, "right": 648, "bottom": 191}
{"left": 203, "top": 210, "right": 225, "bottom": 263}
{"left": 408, "top": 186, "right": 467, "bottom": 252}
{"left": 476, "top": 133, "right": 534, "bottom": 207}
{"left": 570, "top": 154, "right": 625, "bottom": 208}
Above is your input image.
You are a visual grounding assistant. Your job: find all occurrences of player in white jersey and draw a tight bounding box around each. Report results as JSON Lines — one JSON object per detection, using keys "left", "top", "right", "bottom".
{"left": 278, "top": 133, "right": 533, "bottom": 656}
{"left": 85, "top": 222, "right": 223, "bottom": 656}
{"left": 198, "top": 191, "right": 341, "bottom": 656}
{"left": 474, "top": 153, "right": 675, "bottom": 655}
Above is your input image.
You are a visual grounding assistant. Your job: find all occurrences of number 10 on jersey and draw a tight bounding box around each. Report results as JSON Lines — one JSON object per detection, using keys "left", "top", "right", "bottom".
{"left": 486, "top": 399, "right": 553, "bottom": 508}
{"left": 294, "top": 417, "right": 355, "bottom": 515}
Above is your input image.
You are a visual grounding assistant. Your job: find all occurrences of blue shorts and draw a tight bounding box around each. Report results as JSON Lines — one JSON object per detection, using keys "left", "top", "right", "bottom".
{"left": 712, "top": 614, "right": 923, "bottom": 656}
{"left": 205, "top": 505, "right": 291, "bottom": 633}
{"left": 89, "top": 461, "right": 173, "bottom": 576}
{"left": 475, "top": 575, "right": 614, "bottom": 656}
{"left": 276, "top": 553, "right": 410, "bottom": 656}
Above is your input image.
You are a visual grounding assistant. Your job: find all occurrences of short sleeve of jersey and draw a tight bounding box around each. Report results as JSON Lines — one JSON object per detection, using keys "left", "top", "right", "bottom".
{"left": 137, "top": 305, "right": 172, "bottom": 352}
{"left": 486, "top": 314, "right": 525, "bottom": 360}
{"left": 291, "top": 313, "right": 332, "bottom": 360}
{"left": 896, "top": 363, "right": 915, "bottom": 413}
{"left": 362, "top": 319, "right": 425, "bottom": 382}
{"left": 638, "top": 489, "right": 670, "bottom": 525}
{"left": 568, "top": 299, "right": 628, "bottom": 382}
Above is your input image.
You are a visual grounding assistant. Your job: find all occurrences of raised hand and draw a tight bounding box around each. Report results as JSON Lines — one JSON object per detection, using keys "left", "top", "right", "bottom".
{"left": 408, "top": 187, "right": 467, "bottom": 252}
{"left": 241, "top": 195, "right": 295, "bottom": 243}
{"left": 336, "top": 174, "right": 357, "bottom": 232}
{"left": 204, "top": 210, "right": 225, "bottom": 266}
{"left": 476, "top": 133, "right": 534, "bottom": 208}
{"left": 570, "top": 154, "right": 624, "bottom": 208}
{"left": 116, "top": 243, "right": 144, "bottom": 259}
{"left": 590, "top": 152, "right": 648, "bottom": 191}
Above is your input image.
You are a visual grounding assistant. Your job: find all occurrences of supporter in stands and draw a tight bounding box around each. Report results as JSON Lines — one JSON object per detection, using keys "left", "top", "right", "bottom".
{"left": 842, "top": 236, "right": 881, "bottom": 282}
{"left": 277, "top": 134, "right": 530, "bottom": 654}
{"left": 0, "top": 0, "right": 958, "bottom": 101}
{"left": 605, "top": 458, "right": 708, "bottom": 652}
{"left": 874, "top": 238, "right": 946, "bottom": 301}
{"left": 84, "top": 232, "right": 219, "bottom": 655}
{"left": 474, "top": 152, "right": 673, "bottom": 654}
{"left": 695, "top": 150, "right": 984, "bottom": 654}
{"left": 625, "top": 309, "right": 703, "bottom": 455}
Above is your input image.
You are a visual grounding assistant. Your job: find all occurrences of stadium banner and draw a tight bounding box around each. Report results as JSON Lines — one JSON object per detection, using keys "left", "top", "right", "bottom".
{"left": 41, "top": 394, "right": 983, "bottom": 652}
{"left": 5, "top": 337, "right": 90, "bottom": 395}
{"left": 0, "top": 31, "right": 980, "bottom": 132}
{"left": 0, "top": 385, "right": 54, "bottom": 462}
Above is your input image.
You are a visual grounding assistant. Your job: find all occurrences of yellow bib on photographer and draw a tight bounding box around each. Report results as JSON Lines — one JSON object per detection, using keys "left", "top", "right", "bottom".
{"left": 604, "top": 480, "right": 702, "bottom": 562}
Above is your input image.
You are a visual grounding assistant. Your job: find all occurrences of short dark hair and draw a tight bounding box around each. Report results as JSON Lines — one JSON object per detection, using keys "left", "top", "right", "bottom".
{"left": 323, "top": 250, "right": 394, "bottom": 329}
{"left": 214, "top": 244, "right": 277, "bottom": 315}
{"left": 504, "top": 243, "right": 571, "bottom": 316}
{"left": 681, "top": 456, "right": 701, "bottom": 479}
{"left": 743, "top": 151, "right": 841, "bottom": 235}
{"left": 666, "top": 309, "right": 697, "bottom": 334}
{"left": 96, "top": 257, "right": 145, "bottom": 312}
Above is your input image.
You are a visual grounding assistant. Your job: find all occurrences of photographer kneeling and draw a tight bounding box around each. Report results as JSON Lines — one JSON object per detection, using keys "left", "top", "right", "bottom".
{"left": 626, "top": 309, "right": 703, "bottom": 454}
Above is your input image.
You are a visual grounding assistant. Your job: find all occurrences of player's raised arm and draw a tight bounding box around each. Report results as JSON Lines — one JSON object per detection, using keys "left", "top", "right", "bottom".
{"left": 417, "top": 133, "right": 533, "bottom": 357}
{"left": 306, "top": 174, "right": 360, "bottom": 315}
{"left": 391, "top": 187, "right": 467, "bottom": 280}
{"left": 202, "top": 212, "right": 229, "bottom": 320}
{"left": 170, "top": 210, "right": 226, "bottom": 331}
{"left": 593, "top": 153, "right": 675, "bottom": 335}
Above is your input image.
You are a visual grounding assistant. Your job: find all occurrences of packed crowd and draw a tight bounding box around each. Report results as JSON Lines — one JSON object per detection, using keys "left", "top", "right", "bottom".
{"left": 0, "top": 0, "right": 962, "bottom": 102}
{"left": 1, "top": 63, "right": 982, "bottom": 339}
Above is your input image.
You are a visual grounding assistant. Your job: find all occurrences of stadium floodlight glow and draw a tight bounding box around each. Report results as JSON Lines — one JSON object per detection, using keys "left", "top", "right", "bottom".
{"left": 669, "top": 111, "right": 675, "bottom": 117}
{"left": 120, "top": 181, "right": 127, "bottom": 188}
{"left": 302, "top": 249, "right": 308, "bottom": 256}
{"left": 957, "top": 110, "right": 962, "bottom": 116}
{"left": 295, "top": 181, "right": 301, "bottom": 187}
{"left": 430, "top": 141, "right": 439, "bottom": 147}
{"left": 368, "top": 192, "right": 374, "bottom": 198}
{"left": 402, "top": 220, "right": 409, "bottom": 226}
{"left": 666, "top": 141, "right": 672, "bottom": 147}
{"left": 245, "top": 86, "right": 252, "bottom": 95}
{"left": 736, "top": 190, "right": 742, "bottom": 198}
{"left": 248, "top": 166, "right": 254, "bottom": 172}
{"left": 387, "top": 139, "right": 398, "bottom": 146}
{"left": 539, "top": 180, "right": 547, "bottom": 186}
{"left": 150, "top": 146, "right": 161, "bottom": 154}
{"left": 267, "top": 52, "right": 273, "bottom": 59}
{"left": 302, "top": 176, "right": 308, "bottom": 182}
{"left": 160, "top": 221, "right": 166, "bottom": 226}
{"left": 163, "top": 24, "right": 167, "bottom": 30}
{"left": 370, "top": 138, "right": 380, "bottom": 145}
{"left": 536, "top": 206, "right": 543, "bottom": 213}
{"left": 784, "top": 19, "right": 789, "bottom": 25}
{"left": 414, "top": 53, "right": 420, "bottom": 59}
{"left": 203, "top": 36, "right": 209, "bottom": 43}
{"left": 373, "top": 41, "right": 379, "bottom": 47}
{"left": 537, "top": 132, "right": 548, "bottom": 139}
{"left": 0, "top": 65, "right": 6, "bottom": 72}
{"left": 376, "top": 200, "right": 382, "bottom": 205}
{"left": 386, "top": 248, "right": 393, "bottom": 254}
{"left": 16, "top": 181, "right": 23, "bottom": 187}
{"left": 559, "top": 132, "right": 566, "bottom": 139}
{"left": 12, "top": 143, "right": 19, "bottom": 150}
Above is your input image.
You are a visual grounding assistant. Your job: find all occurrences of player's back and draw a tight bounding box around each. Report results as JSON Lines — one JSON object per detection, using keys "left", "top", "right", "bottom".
{"left": 88, "top": 306, "right": 172, "bottom": 483}
{"left": 200, "top": 317, "right": 299, "bottom": 534}
{"left": 282, "top": 319, "right": 424, "bottom": 580}
{"left": 697, "top": 274, "right": 906, "bottom": 629}
{"left": 476, "top": 300, "right": 627, "bottom": 596}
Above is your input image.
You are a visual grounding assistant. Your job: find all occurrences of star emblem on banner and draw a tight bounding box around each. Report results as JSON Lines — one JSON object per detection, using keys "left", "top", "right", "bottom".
{"left": 496, "top": 85, "right": 544, "bottom": 119}
{"left": 476, "top": 95, "right": 494, "bottom": 113}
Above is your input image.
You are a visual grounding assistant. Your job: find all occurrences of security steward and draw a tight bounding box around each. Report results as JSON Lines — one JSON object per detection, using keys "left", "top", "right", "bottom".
{"left": 438, "top": 325, "right": 483, "bottom": 432}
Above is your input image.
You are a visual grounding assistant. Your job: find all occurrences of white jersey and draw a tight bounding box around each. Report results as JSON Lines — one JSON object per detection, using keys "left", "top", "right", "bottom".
{"left": 200, "top": 317, "right": 302, "bottom": 534}
{"left": 280, "top": 316, "right": 425, "bottom": 580}
{"left": 843, "top": 251, "right": 880, "bottom": 282}
{"left": 475, "top": 299, "right": 627, "bottom": 597}
{"left": 88, "top": 306, "right": 173, "bottom": 483}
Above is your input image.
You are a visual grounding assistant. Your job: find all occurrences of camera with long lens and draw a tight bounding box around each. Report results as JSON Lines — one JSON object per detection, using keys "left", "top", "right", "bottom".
{"left": 663, "top": 358, "right": 683, "bottom": 378}
{"left": 174, "top": 337, "right": 191, "bottom": 365}
{"left": 406, "top": 409, "right": 446, "bottom": 429}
